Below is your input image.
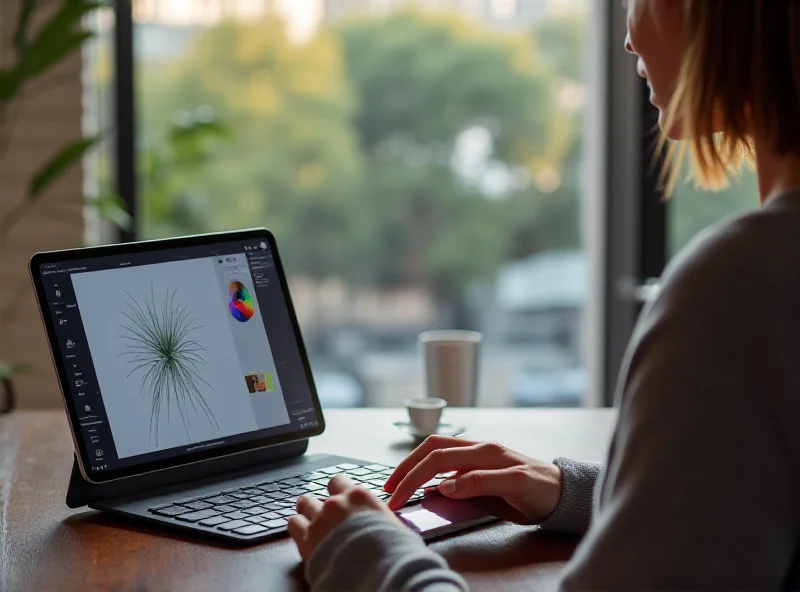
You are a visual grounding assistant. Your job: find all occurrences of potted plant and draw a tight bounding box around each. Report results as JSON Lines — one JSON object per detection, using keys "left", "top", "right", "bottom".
{"left": 0, "top": 0, "right": 130, "bottom": 413}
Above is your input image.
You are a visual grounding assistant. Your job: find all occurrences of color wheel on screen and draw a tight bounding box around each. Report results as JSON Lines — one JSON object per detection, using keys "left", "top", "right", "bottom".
{"left": 229, "top": 280, "right": 255, "bottom": 322}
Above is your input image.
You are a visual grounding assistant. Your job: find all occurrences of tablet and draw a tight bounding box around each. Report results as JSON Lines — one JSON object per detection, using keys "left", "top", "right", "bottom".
{"left": 30, "top": 229, "right": 324, "bottom": 484}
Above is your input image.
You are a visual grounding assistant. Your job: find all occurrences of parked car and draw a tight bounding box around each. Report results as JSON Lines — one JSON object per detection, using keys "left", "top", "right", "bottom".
{"left": 509, "top": 353, "right": 586, "bottom": 407}
{"left": 312, "top": 368, "right": 366, "bottom": 408}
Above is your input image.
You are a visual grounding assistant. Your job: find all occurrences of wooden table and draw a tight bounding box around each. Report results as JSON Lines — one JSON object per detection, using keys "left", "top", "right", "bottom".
{"left": 0, "top": 408, "right": 616, "bottom": 592}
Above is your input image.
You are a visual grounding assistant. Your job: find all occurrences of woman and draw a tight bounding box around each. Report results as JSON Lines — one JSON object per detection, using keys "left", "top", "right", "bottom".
{"left": 288, "top": 0, "right": 800, "bottom": 589}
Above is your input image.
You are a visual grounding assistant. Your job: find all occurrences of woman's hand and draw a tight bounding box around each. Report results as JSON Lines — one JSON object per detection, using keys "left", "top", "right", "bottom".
{"left": 288, "top": 475, "right": 397, "bottom": 561}
{"left": 385, "top": 435, "right": 563, "bottom": 524}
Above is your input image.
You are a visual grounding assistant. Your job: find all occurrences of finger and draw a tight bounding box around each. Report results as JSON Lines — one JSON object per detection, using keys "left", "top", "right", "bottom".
{"left": 296, "top": 494, "right": 324, "bottom": 520}
{"left": 384, "top": 435, "right": 477, "bottom": 493}
{"left": 328, "top": 474, "right": 356, "bottom": 495}
{"left": 287, "top": 514, "right": 311, "bottom": 560}
{"left": 389, "top": 443, "right": 514, "bottom": 510}
{"left": 437, "top": 466, "right": 527, "bottom": 500}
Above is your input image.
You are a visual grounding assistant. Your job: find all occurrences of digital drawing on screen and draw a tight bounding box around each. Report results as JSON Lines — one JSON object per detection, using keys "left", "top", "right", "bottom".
{"left": 228, "top": 280, "right": 255, "bottom": 322}
{"left": 119, "top": 283, "right": 219, "bottom": 446}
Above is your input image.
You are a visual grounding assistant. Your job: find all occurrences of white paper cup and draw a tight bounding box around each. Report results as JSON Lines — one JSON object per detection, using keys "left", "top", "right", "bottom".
{"left": 420, "top": 330, "right": 482, "bottom": 407}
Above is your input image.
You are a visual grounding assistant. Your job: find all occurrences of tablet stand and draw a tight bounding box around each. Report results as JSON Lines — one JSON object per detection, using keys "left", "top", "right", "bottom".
{"left": 66, "top": 439, "right": 309, "bottom": 509}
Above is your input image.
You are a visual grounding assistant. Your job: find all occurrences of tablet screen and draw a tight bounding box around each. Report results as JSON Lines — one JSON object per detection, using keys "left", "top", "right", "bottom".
{"left": 32, "top": 231, "right": 323, "bottom": 482}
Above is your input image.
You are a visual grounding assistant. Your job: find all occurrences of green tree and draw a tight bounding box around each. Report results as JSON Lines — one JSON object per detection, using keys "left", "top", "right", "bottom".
{"left": 337, "top": 10, "right": 567, "bottom": 309}
{"left": 138, "top": 17, "right": 363, "bottom": 280}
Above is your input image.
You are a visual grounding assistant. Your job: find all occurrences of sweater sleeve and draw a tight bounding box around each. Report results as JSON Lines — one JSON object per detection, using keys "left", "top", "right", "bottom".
{"left": 538, "top": 458, "right": 602, "bottom": 534}
{"left": 558, "top": 225, "right": 800, "bottom": 590}
{"left": 306, "top": 511, "right": 469, "bottom": 592}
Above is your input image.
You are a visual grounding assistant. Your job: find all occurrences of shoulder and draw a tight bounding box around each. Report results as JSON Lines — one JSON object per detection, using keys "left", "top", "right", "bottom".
{"left": 619, "top": 199, "right": 800, "bottom": 406}
{"left": 657, "top": 202, "right": 799, "bottom": 312}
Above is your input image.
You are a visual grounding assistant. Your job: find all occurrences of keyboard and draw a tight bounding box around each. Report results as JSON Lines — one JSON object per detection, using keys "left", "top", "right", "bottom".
{"left": 147, "top": 462, "right": 430, "bottom": 538}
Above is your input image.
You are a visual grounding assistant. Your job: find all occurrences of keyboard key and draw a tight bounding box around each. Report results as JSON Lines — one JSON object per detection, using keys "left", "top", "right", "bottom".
{"left": 365, "top": 464, "right": 390, "bottom": 471}
{"left": 319, "top": 467, "right": 343, "bottom": 475}
{"left": 261, "top": 519, "right": 288, "bottom": 529}
{"left": 277, "top": 508, "right": 296, "bottom": 517}
{"left": 265, "top": 492, "right": 289, "bottom": 500}
{"left": 243, "top": 507, "right": 266, "bottom": 516}
{"left": 151, "top": 505, "right": 192, "bottom": 517}
{"left": 185, "top": 501, "right": 213, "bottom": 511}
{"left": 300, "top": 472, "right": 328, "bottom": 482}
{"left": 250, "top": 495, "right": 270, "bottom": 504}
{"left": 223, "top": 511, "right": 251, "bottom": 520}
{"left": 174, "top": 497, "right": 200, "bottom": 505}
{"left": 212, "top": 504, "right": 237, "bottom": 514}
{"left": 421, "top": 477, "right": 444, "bottom": 489}
{"left": 336, "top": 463, "right": 361, "bottom": 470}
{"left": 199, "top": 516, "right": 232, "bottom": 527}
{"left": 314, "top": 480, "right": 331, "bottom": 488}
{"left": 242, "top": 488, "right": 262, "bottom": 496}
{"left": 347, "top": 468, "right": 373, "bottom": 477}
{"left": 205, "top": 495, "right": 237, "bottom": 505}
{"left": 303, "top": 482, "right": 326, "bottom": 492}
{"left": 234, "top": 524, "right": 269, "bottom": 535}
{"left": 257, "top": 484, "right": 281, "bottom": 492}
{"left": 245, "top": 516, "right": 266, "bottom": 524}
{"left": 218, "top": 520, "right": 251, "bottom": 531}
{"left": 262, "top": 502, "right": 284, "bottom": 511}
{"left": 259, "top": 511, "right": 281, "bottom": 520}
{"left": 231, "top": 500, "right": 258, "bottom": 509}
{"left": 176, "top": 509, "right": 220, "bottom": 522}
{"left": 284, "top": 487, "right": 308, "bottom": 496}
{"left": 280, "top": 478, "right": 306, "bottom": 487}
{"left": 229, "top": 492, "right": 252, "bottom": 500}
{"left": 149, "top": 502, "right": 175, "bottom": 511}
{"left": 368, "top": 479, "right": 386, "bottom": 488}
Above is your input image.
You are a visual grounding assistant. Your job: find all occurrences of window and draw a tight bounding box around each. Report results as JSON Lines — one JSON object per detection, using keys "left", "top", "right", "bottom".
{"left": 669, "top": 170, "right": 759, "bottom": 258}
{"left": 127, "top": 0, "right": 593, "bottom": 408}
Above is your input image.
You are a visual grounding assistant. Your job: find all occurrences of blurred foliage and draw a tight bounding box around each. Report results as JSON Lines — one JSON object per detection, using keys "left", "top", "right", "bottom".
{"left": 137, "top": 6, "right": 758, "bottom": 311}
{"left": 138, "top": 16, "right": 362, "bottom": 281}
{"left": 0, "top": 0, "right": 130, "bottom": 245}
{"left": 336, "top": 10, "right": 566, "bottom": 300}
{"left": 0, "top": 0, "right": 127, "bottom": 392}
{"left": 140, "top": 10, "right": 581, "bottom": 306}
{"left": 141, "top": 107, "right": 231, "bottom": 237}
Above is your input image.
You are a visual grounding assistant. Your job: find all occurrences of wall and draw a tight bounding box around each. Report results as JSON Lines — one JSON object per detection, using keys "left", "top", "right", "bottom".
{"left": 1, "top": 1, "right": 85, "bottom": 408}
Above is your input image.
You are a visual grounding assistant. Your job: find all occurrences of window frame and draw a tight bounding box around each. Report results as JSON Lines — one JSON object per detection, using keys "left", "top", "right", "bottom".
{"left": 589, "top": 0, "right": 666, "bottom": 406}
{"left": 113, "top": 0, "right": 137, "bottom": 243}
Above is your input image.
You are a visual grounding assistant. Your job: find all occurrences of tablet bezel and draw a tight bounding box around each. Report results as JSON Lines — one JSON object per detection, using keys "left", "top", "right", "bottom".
{"left": 30, "top": 228, "right": 326, "bottom": 484}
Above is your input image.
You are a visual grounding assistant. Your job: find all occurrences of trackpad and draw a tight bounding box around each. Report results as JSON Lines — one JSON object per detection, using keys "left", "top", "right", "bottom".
{"left": 396, "top": 494, "right": 499, "bottom": 541}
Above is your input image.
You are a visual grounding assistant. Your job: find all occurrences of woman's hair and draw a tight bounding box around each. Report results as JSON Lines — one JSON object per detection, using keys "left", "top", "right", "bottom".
{"left": 660, "top": 0, "right": 800, "bottom": 193}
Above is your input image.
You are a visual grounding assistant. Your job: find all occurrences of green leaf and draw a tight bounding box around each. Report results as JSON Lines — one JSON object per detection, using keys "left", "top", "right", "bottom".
{"left": 0, "top": 362, "right": 32, "bottom": 380}
{"left": 13, "top": 0, "right": 38, "bottom": 55}
{"left": 29, "top": 136, "right": 99, "bottom": 200}
{"left": 15, "top": 31, "right": 95, "bottom": 85}
{"left": 85, "top": 192, "right": 132, "bottom": 231}
{"left": 33, "top": 1, "right": 103, "bottom": 49}
{"left": 11, "top": 1, "right": 102, "bottom": 92}
{"left": 0, "top": 69, "right": 22, "bottom": 101}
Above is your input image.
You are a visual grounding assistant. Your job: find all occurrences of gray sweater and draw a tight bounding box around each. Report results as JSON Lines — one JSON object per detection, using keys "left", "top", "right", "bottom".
{"left": 306, "top": 193, "right": 800, "bottom": 591}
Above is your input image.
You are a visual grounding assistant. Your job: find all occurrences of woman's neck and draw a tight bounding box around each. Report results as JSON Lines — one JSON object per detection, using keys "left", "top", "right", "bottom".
{"left": 754, "top": 136, "right": 800, "bottom": 205}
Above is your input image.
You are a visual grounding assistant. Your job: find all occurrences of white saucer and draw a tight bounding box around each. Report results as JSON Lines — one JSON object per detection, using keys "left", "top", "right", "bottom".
{"left": 392, "top": 420, "right": 466, "bottom": 440}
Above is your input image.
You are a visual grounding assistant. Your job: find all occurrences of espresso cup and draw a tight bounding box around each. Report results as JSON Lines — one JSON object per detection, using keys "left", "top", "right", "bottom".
{"left": 405, "top": 397, "right": 447, "bottom": 436}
